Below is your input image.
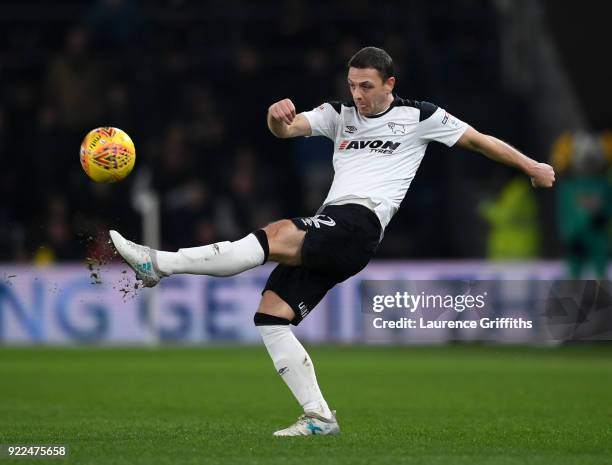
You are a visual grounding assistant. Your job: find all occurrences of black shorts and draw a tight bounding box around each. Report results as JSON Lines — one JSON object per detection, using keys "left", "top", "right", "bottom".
{"left": 263, "top": 204, "right": 381, "bottom": 325}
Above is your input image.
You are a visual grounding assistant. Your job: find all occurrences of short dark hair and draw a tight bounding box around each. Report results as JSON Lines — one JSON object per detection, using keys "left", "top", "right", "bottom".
{"left": 348, "top": 47, "right": 394, "bottom": 81}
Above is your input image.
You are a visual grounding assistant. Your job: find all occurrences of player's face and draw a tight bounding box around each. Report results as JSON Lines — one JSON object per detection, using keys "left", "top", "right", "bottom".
{"left": 347, "top": 67, "right": 395, "bottom": 116}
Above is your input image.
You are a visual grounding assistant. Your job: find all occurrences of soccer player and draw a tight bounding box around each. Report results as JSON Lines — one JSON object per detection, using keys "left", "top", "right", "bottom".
{"left": 110, "top": 46, "right": 555, "bottom": 436}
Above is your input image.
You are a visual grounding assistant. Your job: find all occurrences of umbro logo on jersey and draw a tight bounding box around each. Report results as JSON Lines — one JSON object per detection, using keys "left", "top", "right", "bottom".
{"left": 345, "top": 125, "right": 357, "bottom": 134}
{"left": 338, "top": 139, "right": 401, "bottom": 154}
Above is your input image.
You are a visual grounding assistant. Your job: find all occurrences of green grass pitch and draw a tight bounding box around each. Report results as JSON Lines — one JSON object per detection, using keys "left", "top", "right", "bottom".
{"left": 0, "top": 345, "right": 611, "bottom": 464}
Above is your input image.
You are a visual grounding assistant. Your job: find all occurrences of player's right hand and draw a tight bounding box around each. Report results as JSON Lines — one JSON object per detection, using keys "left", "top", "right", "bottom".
{"left": 268, "top": 98, "right": 296, "bottom": 125}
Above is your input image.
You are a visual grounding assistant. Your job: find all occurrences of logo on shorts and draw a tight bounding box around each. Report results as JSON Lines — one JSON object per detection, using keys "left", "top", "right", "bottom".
{"left": 300, "top": 215, "right": 336, "bottom": 229}
{"left": 298, "top": 302, "right": 309, "bottom": 317}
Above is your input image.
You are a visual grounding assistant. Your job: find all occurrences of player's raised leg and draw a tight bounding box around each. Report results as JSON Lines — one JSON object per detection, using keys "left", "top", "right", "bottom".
{"left": 109, "top": 219, "right": 304, "bottom": 287}
{"left": 254, "top": 291, "right": 339, "bottom": 436}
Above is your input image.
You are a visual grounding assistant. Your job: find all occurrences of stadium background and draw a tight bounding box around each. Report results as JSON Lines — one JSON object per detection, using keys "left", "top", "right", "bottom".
{"left": 1, "top": 0, "right": 609, "bottom": 262}
{"left": 0, "top": 1, "right": 611, "bottom": 464}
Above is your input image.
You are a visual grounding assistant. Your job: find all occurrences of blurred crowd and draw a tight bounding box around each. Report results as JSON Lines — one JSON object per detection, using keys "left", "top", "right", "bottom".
{"left": 0, "top": 0, "right": 606, "bottom": 266}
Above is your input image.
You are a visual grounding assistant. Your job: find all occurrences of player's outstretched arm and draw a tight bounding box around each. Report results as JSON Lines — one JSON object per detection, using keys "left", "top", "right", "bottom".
{"left": 457, "top": 127, "right": 556, "bottom": 188}
{"left": 267, "top": 98, "right": 312, "bottom": 138}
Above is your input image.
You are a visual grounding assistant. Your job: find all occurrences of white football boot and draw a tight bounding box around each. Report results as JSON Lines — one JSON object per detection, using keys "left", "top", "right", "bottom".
{"left": 109, "top": 230, "right": 162, "bottom": 288}
{"left": 273, "top": 411, "right": 340, "bottom": 437}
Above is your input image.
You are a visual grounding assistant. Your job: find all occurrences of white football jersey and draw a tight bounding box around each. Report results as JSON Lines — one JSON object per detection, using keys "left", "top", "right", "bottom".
{"left": 302, "top": 96, "right": 468, "bottom": 232}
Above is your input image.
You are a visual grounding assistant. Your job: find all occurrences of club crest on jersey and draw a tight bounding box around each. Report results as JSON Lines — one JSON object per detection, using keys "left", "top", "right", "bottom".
{"left": 388, "top": 122, "right": 408, "bottom": 134}
{"left": 338, "top": 139, "right": 401, "bottom": 155}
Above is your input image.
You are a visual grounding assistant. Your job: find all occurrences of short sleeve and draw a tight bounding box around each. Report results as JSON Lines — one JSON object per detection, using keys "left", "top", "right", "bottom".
{"left": 418, "top": 106, "right": 469, "bottom": 147}
{"left": 302, "top": 103, "right": 341, "bottom": 140}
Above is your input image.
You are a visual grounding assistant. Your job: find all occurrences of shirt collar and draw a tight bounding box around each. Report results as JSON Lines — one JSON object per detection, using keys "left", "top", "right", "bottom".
{"left": 362, "top": 94, "right": 399, "bottom": 119}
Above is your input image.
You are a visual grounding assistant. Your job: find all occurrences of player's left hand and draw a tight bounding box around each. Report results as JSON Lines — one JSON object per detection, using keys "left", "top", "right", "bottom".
{"left": 529, "top": 162, "right": 556, "bottom": 188}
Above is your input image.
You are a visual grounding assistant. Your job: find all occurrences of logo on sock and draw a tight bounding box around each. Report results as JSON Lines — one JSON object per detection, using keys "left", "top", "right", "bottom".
{"left": 278, "top": 367, "right": 289, "bottom": 376}
{"left": 212, "top": 243, "right": 220, "bottom": 255}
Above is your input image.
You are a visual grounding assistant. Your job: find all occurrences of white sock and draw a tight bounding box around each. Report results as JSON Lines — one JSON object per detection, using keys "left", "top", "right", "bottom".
{"left": 257, "top": 324, "right": 332, "bottom": 419}
{"left": 154, "top": 233, "right": 266, "bottom": 277}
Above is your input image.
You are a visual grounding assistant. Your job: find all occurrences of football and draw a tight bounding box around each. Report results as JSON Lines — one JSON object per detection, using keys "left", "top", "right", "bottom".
{"left": 80, "top": 127, "right": 136, "bottom": 183}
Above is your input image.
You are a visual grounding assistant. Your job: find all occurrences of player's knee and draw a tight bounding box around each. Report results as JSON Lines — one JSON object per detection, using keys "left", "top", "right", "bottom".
{"left": 253, "top": 312, "right": 292, "bottom": 326}
{"left": 255, "top": 291, "right": 296, "bottom": 322}
{"left": 254, "top": 304, "right": 295, "bottom": 322}
{"left": 263, "top": 219, "right": 295, "bottom": 242}
{"left": 263, "top": 220, "right": 304, "bottom": 265}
